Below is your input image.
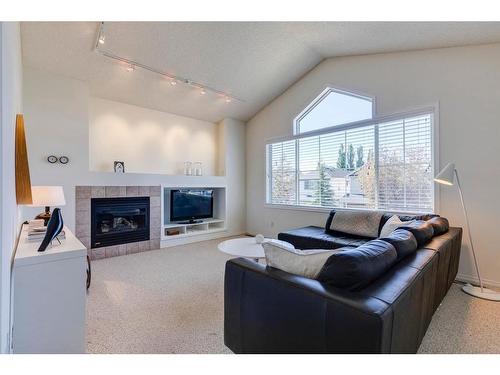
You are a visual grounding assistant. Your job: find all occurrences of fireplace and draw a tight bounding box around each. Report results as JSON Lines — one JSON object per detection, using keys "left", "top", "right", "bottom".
{"left": 91, "top": 197, "right": 150, "bottom": 248}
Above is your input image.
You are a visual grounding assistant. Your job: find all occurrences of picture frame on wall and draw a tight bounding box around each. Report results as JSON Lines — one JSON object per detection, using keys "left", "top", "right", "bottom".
{"left": 114, "top": 161, "right": 125, "bottom": 173}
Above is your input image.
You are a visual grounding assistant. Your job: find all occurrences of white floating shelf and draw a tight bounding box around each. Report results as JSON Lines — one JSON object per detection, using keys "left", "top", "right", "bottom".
{"left": 162, "top": 218, "right": 226, "bottom": 240}
{"left": 163, "top": 218, "right": 224, "bottom": 230}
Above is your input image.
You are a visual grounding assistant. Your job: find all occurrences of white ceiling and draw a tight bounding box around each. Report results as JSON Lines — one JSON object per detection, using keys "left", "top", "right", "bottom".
{"left": 21, "top": 22, "right": 500, "bottom": 123}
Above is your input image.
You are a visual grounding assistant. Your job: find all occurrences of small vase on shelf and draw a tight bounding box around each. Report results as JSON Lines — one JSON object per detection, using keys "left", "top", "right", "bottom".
{"left": 184, "top": 161, "right": 192, "bottom": 176}
{"left": 194, "top": 162, "right": 203, "bottom": 176}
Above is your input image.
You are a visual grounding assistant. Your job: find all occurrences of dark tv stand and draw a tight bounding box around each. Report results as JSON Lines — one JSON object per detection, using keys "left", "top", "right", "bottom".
{"left": 178, "top": 219, "right": 203, "bottom": 224}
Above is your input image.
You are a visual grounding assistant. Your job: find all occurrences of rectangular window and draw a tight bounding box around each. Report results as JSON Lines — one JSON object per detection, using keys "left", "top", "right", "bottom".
{"left": 267, "top": 111, "right": 434, "bottom": 213}
{"left": 267, "top": 140, "right": 296, "bottom": 205}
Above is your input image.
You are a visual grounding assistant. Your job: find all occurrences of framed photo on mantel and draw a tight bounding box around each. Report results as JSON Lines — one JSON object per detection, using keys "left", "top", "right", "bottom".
{"left": 114, "top": 161, "right": 125, "bottom": 173}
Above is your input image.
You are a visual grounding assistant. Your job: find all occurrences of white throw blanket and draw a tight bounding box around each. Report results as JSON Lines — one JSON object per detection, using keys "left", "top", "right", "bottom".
{"left": 330, "top": 210, "right": 384, "bottom": 238}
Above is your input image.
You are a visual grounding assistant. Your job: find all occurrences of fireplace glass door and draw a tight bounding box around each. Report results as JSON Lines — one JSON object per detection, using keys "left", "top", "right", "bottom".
{"left": 91, "top": 197, "right": 150, "bottom": 248}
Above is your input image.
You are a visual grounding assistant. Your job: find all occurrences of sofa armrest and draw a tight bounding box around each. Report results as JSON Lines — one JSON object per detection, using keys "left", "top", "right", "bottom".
{"left": 224, "top": 258, "right": 393, "bottom": 353}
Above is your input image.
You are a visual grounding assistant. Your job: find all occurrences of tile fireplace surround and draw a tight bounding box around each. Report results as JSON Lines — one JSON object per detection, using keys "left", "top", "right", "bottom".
{"left": 75, "top": 186, "right": 161, "bottom": 260}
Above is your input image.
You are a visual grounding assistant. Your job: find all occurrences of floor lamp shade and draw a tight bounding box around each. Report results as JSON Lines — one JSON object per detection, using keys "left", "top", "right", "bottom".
{"left": 434, "top": 163, "right": 455, "bottom": 186}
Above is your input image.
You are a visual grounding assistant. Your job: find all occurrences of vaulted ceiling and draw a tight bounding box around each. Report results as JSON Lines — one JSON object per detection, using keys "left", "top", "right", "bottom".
{"left": 21, "top": 22, "right": 500, "bottom": 123}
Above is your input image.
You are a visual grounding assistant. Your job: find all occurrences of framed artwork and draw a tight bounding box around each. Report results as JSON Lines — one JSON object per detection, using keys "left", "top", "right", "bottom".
{"left": 114, "top": 161, "right": 125, "bottom": 173}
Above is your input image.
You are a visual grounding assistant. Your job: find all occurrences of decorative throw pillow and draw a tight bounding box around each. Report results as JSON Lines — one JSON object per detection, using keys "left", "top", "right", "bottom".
{"left": 329, "top": 210, "right": 384, "bottom": 238}
{"left": 379, "top": 215, "right": 413, "bottom": 238}
{"left": 262, "top": 240, "right": 346, "bottom": 279}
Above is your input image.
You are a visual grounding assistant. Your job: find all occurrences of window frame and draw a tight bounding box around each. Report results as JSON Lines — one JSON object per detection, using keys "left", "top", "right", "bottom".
{"left": 293, "top": 86, "right": 376, "bottom": 136}
{"left": 266, "top": 104, "right": 440, "bottom": 215}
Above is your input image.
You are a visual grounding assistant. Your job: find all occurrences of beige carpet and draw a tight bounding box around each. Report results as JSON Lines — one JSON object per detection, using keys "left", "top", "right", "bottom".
{"left": 86, "top": 237, "right": 500, "bottom": 354}
{"left": 418, "top": 282, "right": 500, "bottom": 353}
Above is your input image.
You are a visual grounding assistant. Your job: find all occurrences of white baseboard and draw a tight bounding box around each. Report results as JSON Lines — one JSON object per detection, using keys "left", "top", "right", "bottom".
{"left": 456, "top": 273, "right": 500, "bottom": 288}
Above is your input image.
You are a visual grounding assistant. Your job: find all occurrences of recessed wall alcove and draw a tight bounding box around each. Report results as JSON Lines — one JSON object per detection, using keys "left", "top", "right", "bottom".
{"left": 89, "top": 97, "right": 219, "bottom": 176}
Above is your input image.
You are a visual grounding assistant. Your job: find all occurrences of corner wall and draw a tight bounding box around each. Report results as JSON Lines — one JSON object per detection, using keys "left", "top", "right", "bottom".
{"left": 217, "top": 118, "right": 246, "bottom": 234}
{"left": 0, "top": 22, "right": 23, "bottom": 353}
{"left": 246, "top": 43, "right": 500, "bottom": 286}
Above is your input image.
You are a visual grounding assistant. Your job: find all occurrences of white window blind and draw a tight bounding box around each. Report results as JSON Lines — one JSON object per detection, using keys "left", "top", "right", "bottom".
{"left": 268, "top": 140, "right": 296, "bottom": 205}
{"left": 378, "top": 114, "right": 433, "bottom": 211}
{"left": 267, "top": 112, "right": 434, "bottom": 213}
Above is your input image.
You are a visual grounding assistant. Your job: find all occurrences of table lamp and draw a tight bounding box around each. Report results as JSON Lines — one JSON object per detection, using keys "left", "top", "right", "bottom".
{"left": 434, "top": 163, "right": 500, "bottom": 301}
{"left": 30, "top": 186, "right": 66, "bottom": 226}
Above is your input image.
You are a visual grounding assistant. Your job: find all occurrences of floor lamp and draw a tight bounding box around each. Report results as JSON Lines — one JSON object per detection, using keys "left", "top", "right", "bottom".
{"left": 434, "top": 163, "right": 500, "bottom": 301}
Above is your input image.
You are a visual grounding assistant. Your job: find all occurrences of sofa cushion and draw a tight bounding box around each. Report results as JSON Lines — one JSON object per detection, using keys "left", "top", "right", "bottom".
{"left": 379, "top": 215, "right": 414, "bottom": 238}
{"left": 317, "top": 239, "right": 397, "bottom": 290}
{"left": 262, "top": 240, "right": 346, "bottom": 279}
{"left": 358, "top": 248, "right": 436, "bottom": 304}
{"left": 427, "top": 217, "right": 449, "bottom": 236}
{"left": 278, "top": 226, "right": 369, "bottom": 250}
{"left": 329, "top": 210, "right": 384, "bottom": 238}
{"left": 397, "top": 220, "right": 434, "bottom": 246}
{"left": 379, "top": 229, "right": 418, "bottom": 261}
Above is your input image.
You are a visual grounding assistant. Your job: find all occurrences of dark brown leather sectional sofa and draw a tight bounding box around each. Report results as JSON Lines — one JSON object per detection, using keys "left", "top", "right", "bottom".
{"left": 224, "top": 210, "right": 462, "bottom": 353}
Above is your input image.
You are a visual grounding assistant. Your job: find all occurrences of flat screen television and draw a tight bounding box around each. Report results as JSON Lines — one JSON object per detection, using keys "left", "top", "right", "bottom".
{"left": 170, "top": 189, "right": 214, "bottom": 223}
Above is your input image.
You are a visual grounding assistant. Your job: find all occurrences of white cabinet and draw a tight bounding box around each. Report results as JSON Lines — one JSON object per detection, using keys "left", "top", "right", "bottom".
{"left": 11, "top": 225, "right": 87, "bottom": 353}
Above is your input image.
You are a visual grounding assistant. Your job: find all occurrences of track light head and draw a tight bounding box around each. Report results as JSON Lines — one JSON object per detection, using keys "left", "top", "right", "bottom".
{"left": 170, "top": 79, "right": 177, "bottom": 86}
{"left": 225, "top": 97, "right": 232, "bottom": 103}
{"left": 200, "top": 89, "right": 206, "bottom": 95}
{"left": 126, "top": 64, "right": 135, "bottom": 72}
{"left": 98, "top": 35, "right": 105, "bottom": 45}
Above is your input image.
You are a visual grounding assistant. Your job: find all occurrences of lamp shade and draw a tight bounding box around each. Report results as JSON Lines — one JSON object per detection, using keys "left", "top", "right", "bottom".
{"left": 434, "top": 163, "right": 455, "bottom": 186}
{"left": 30, "top": 186, "right": 66, "bottom": 207}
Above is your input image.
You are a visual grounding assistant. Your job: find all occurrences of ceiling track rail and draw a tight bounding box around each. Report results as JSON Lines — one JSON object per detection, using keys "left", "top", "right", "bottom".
{"left": 93, "top": 22, "right": 244, "bottom": 103}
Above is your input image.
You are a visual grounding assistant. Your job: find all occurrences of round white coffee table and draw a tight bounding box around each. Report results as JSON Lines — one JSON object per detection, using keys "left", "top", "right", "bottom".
{"left": 218, "top": 237, "right": 290, "bottom": 262}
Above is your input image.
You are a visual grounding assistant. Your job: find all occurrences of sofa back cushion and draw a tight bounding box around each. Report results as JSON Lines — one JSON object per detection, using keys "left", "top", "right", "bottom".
{"left": 427, "top": 216, "right": 449, "bottom": 236}
{"left": 378, "top": 229, "right": 418, "bottom": 261}
{"left": 328, "top": 210, "right": 384, "bottom": 238}
{"left": 317, "top": 239, "right": 397, "bottom": 290}
{"left": 397, "top": 220, "right": 434, "bottom": 246}
{"left": 379, "top": 212, "right": 437, "bottom": 235}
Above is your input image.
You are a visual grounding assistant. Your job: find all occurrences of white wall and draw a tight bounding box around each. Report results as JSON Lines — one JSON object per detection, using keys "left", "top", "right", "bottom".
{"left": 90, "top": 98, "right": 217, "bottom": 175}
{"left": 218, "top": 118, "right": 246, "bottom": 234}
{"left": 0, "top": 22, "right": 23, "bottom": 353}
{"left": 246, "top": 43, "right": 500, "bottom": 286}
{"left": 22, "top": 66, "right": 246, "bottom": 238}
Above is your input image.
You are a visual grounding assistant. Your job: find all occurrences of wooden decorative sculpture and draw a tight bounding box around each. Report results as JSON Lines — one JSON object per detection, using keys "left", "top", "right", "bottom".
{"left": 15, "top": 114, "right": 32, "bottom": 204}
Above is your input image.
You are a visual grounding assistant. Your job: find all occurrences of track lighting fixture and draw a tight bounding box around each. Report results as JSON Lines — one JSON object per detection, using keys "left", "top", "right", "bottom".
{"left": 94, "top": 22, "right": 242, "bottom": 103}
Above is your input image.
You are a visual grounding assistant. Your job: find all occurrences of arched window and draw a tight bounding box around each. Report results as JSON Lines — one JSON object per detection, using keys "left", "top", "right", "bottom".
{"left": 294, "top": 87, "right": 374, "bottom": 134}
{"left": 267, "top": 87, "right": 435, "bottom": 213}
